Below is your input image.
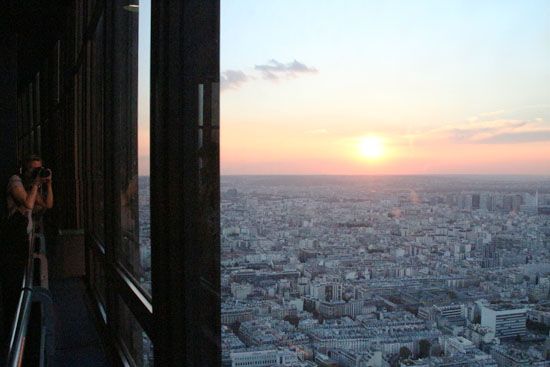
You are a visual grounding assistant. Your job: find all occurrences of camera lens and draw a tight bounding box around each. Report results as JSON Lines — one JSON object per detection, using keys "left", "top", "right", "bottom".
{"left": 39, "top": 168, "right": 51, "bottom": 178}
{"left": 31, "top": 167, "right": 41, "bottom": 179}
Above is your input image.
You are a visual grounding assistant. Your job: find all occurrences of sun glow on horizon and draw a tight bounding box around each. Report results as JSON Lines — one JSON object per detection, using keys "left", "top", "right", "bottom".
{"left": 218, "top": 1, "right": 550, "bottom": 175}
{"left": 358, "top": 136, "right": 385, "bottom": 160}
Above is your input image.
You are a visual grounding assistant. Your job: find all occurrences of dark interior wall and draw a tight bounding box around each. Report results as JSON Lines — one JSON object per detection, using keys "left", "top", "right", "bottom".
{"left": 2, "top": 1, "right": 222, "bottom": 365}
{"left": 11, "top": 0, "right": 78, "bottom": 230}
{"left": 0, "top": 5, "right": 18, "bottom": 219}
{"left": 14, "top": 0, "right": 66, "bottom": 89}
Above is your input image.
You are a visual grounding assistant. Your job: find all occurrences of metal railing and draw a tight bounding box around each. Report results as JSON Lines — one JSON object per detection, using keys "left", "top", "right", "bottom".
{"left": 6, "top": 218, "right": 54, "bottom": 367}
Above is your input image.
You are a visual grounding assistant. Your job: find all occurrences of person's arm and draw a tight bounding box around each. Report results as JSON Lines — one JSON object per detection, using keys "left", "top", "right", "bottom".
{"left": 42, "top": 174, "right": 53, "bottom": 209}
{"left": 10, "top": 178, "right": 41, "bottom": 210}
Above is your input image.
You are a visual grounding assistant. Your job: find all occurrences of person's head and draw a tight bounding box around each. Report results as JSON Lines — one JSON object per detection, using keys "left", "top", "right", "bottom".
{"left": 22, "top": 154, "right": 43, "bottom": 178}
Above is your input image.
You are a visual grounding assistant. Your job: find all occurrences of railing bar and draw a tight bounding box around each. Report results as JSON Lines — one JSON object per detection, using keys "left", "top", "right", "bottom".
{"left": 7, "top": 291, "right": 33, "bottom": 367}
{"left": 7, "top": 290, "right": 26, "bottom": 352}
{"left": 6, "top": 220, "right": 53, "bottom": 367}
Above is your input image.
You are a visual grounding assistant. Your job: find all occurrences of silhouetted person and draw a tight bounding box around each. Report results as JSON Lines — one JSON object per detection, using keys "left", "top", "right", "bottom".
{"left": 0, "top": 154, "right": 53, "bottom": 351}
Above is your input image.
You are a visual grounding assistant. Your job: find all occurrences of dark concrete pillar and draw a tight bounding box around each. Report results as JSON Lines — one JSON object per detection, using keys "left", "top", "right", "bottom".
{"left": 0, "top": 19, "right": 18, "bottom": 220}
{"left": 151, "top": 0, "right": 220, "bottom": 365}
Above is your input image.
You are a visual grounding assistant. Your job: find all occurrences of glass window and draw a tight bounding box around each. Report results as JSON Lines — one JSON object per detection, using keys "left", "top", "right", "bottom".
{"left": 27, "top": 83, "right": 33, "bottom": 132}
{"left": 137, "top": 0, "right": 151, "bottom": 295}
{"left": 91, "top": 15, "right": 105, "bottom": 242}
{"left": 74, "top": 67, "right": 84, "bottom": 227}
{"left": 94, "top": 251, "right": 106, "bottom": 308}
{"left": 88, "top": 246, "right": 106, "bottom": 310}
{"left": 116, "top": 0, "right": 151, "bottom": 296}
{"left": 75, "top": 1, "right": 83, "bottom": 63}
{"left": 50, "top": 41, "right": 60, "bottom": 105}
{"left": 117, "top": 296, "right": 154, "bottom": 367}
{"left": 34, "top": 125, "right": 41, "bottom": 155}
{"left": 34, "top": 73, "right": 40, "bottom": 126}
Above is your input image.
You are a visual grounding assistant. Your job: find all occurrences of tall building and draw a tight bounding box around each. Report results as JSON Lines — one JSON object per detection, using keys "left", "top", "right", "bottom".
{"left": 311, "top": 282, "right": 343, "bottom": 302}
{"left": 482, "top": 241, "right": 500, "bottom": 269}
{"left": 434, "top": 304, "right": 465, "bottom": 326}
{"left": 472, "top": 194, "right": 481, "bottom": 210}
{"left": 478, "top": 193, "right": 494, "bottom": 212}
{"left": 480, "top": 304, "right": 528, "bottom": 339}
{"left": 458, "top": 194, "right": 473, "bottom": 211}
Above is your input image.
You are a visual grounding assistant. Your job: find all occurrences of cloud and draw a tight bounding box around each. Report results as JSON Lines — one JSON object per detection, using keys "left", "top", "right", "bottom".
{"left": 476, "top": 130, "right": 550, "bottom": 144}
{"left": 220, "top": 59, "right": 318, "bottom": 91}
{"left": 406, "top": 118, "right": 550, "bottom": 145}
{"left": 221, "top": 70, "right": 252, "bottom": 91}
{"left": 447, "top": 120, "right": 528, "bottom": 143}
{"left": 255, "top": 59, "right": 318, "bottom": 81}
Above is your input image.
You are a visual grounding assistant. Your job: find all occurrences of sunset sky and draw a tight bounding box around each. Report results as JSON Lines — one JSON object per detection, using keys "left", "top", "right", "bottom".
{"left": 140, "top": 0, "right": 550, "bottom": 175}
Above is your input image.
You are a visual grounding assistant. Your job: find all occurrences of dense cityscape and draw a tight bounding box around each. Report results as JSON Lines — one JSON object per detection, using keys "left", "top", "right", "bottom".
{"left": 219, "top": 175, "right": 550, "bottom": 367}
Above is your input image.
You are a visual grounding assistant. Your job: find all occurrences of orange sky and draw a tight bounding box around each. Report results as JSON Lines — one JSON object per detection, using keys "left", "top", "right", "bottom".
{"left": 137, "top": 0, "right": 550, "bottom": 176}
{"left": 216, "top": 1, "right": 550, "bottom": 175}
{"left": 219, "top": 77, "right": 550, "bottom": 175}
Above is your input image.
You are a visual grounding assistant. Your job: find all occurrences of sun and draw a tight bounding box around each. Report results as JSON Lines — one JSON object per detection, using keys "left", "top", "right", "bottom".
{"left": 358, "top": 136, "right": 384, "bottom": 159}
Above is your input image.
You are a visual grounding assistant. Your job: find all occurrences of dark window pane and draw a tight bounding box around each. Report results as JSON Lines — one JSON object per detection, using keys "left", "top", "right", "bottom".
{"left": 115, "top": 0, "right": 151, "bottom": 296}
{"left": 117, "top": 296, "right": 154, "bottom": 367}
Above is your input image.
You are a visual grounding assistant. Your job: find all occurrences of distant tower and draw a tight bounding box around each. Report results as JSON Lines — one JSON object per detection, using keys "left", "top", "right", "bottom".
{"left": 482, "top": 240, "right": 500, "bottom": 268}
{"left": 472, "top": 194, "right": 481, "bottom": 210}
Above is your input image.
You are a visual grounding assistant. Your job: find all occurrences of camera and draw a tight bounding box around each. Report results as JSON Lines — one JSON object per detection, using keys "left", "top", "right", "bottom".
{"left": 31, "top": 167, "right": 51, "bottom": 180}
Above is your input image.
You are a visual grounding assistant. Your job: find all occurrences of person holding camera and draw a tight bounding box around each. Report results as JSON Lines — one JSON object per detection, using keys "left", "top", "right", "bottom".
{"left": 7, "top": 154, "right": 53, "bottom": 222}
{"left": 1, "top": 154, "right": 53, "bottom": 347}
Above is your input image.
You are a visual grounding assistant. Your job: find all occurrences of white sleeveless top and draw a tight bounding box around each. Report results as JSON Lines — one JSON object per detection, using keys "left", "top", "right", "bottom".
{"left": 6, "top": 175, "right": 44, "bottom": 234}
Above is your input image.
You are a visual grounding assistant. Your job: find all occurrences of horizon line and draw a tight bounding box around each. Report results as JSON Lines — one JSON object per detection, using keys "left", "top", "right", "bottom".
{"left": 137, "top": 173, "right": 550, "bottom": 177}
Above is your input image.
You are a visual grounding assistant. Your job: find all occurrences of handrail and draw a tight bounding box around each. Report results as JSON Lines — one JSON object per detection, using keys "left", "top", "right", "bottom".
{"left": 6, "top": 213, "right": 54, "bottom": 367}
{"left": 6, "top": 230, "right": 36, "bottom": 367}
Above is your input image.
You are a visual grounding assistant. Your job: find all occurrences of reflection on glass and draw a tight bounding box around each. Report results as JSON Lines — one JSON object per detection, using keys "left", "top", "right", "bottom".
{"left": 116, "top": 0, "right": 151, "bottom": 295}
{"left": 138, "top": 0, "right": 151, "bottom": 294}
{"left": 94, "top": 251, "right": 106, "bottom": 306}
{"left": 117, "top": 296, "right": 154, "bottom": 366}
{"left": 91, "top": 15, "right": 105, "bottom": 242}
{"left": 88, "top": 247, "right": 106, "bottom": 315}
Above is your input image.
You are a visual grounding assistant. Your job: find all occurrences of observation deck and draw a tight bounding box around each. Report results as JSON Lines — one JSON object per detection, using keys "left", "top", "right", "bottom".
{"left": 0, "top": 1, "right": 221, "bottom": 366}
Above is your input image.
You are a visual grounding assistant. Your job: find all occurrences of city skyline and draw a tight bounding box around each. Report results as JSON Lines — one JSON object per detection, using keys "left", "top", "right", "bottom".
{"left": 219, "top": 174, "right": 550, "bottom": 366}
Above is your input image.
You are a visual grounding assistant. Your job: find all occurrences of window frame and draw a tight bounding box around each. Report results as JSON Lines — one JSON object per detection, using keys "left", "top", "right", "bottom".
{"left": 18, "top": 0, "right": 223, "bottom": 365}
